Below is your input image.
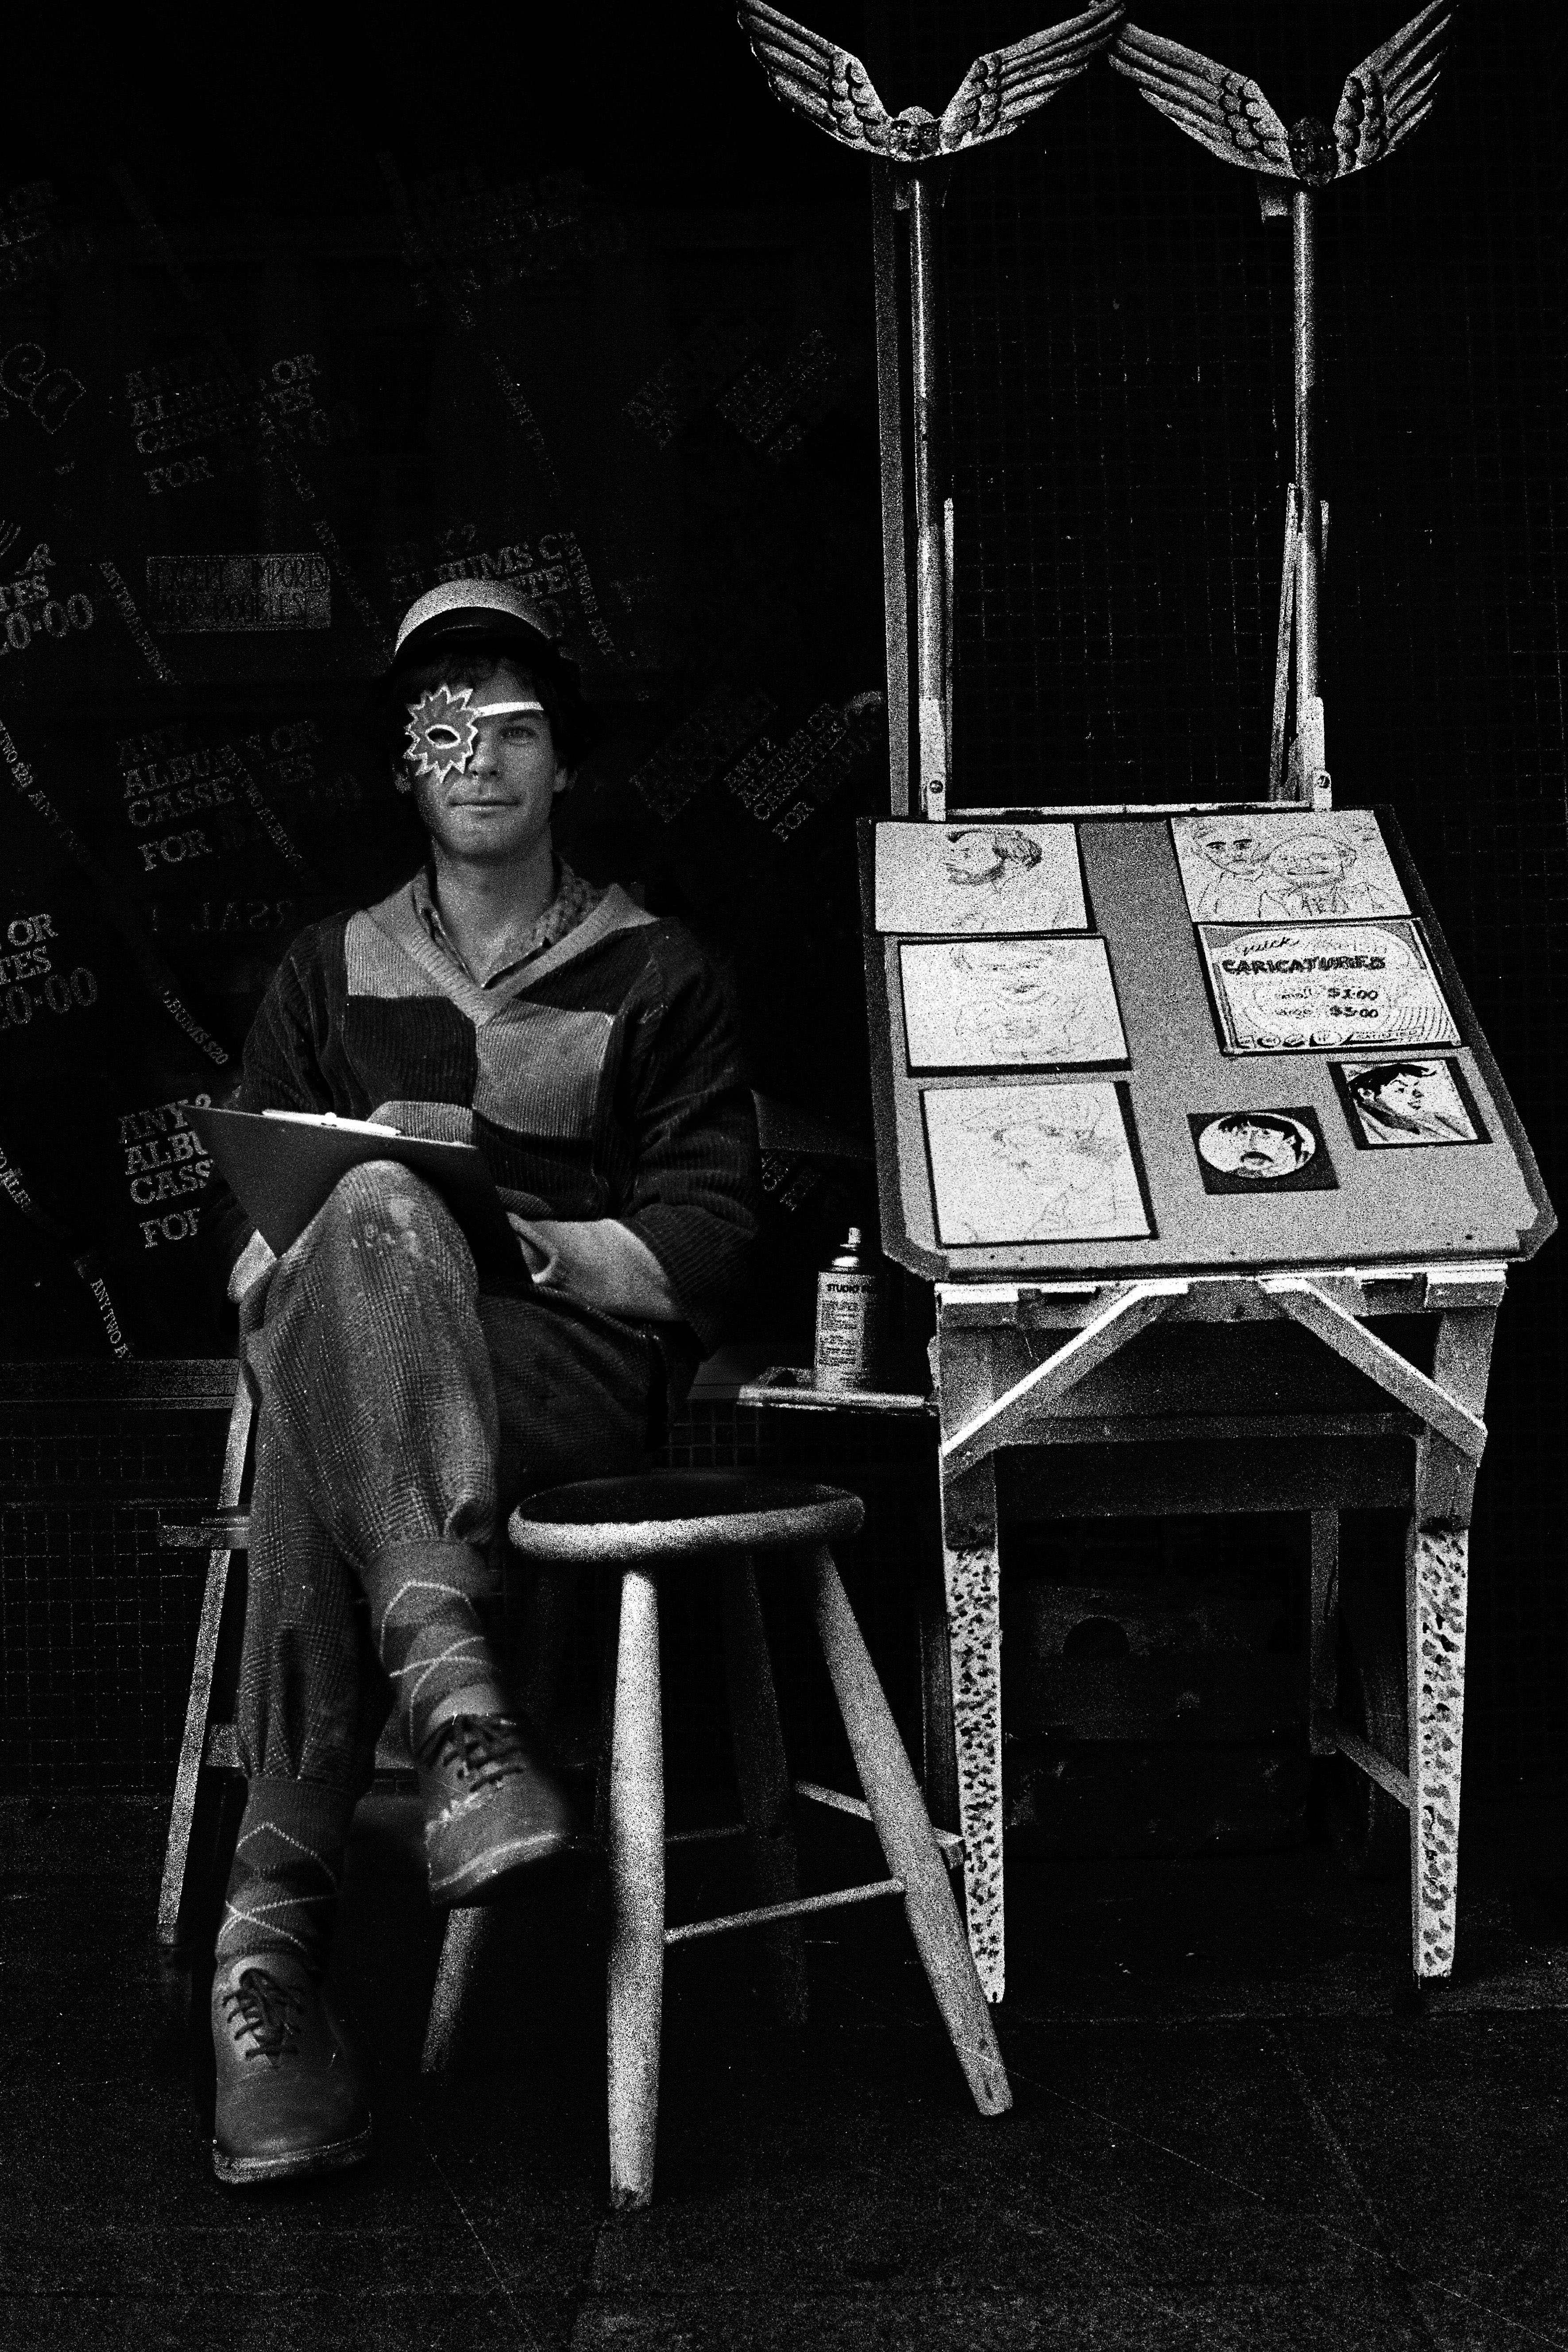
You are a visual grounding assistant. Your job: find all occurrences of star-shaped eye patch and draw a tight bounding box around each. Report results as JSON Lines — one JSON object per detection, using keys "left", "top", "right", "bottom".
{"left": 405, "top": 685, "right": 480, "bottom": 784}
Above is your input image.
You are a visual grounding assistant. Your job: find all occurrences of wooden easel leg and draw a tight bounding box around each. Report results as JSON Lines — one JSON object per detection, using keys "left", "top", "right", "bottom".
{"left": 1405, "top": 1308, "right": 1497, "bottom": 1983}
{"left": 1309, "top": 1510, "right": 1339, "bottom": 1755}
{"left": 721, "top": 1555, "right": 808, "bottom": 2026}
{"left": 606, "top": 1566, "right": 664, "bottom": 2212}
{"left": 938, "top": 1452, "right": 1004, "bottom": 2004}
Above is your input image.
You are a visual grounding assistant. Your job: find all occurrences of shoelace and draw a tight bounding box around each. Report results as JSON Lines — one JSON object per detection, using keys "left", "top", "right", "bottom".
{"left": 419, "top": 1714, "right": 532, "bottom": 1795}
{"left": 223, "top": 1967, "right": 306, "bottom": 2062}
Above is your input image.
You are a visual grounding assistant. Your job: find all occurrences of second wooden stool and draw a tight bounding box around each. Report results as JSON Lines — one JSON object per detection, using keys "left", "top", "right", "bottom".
{"left": 467, "top": 1470, "right": 1011, "bottom": 2209}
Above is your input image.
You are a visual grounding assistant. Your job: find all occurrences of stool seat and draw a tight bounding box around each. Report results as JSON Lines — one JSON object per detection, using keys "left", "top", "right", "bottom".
{"left": 509, "top": 1471, "right": 865, "bottom": 1563}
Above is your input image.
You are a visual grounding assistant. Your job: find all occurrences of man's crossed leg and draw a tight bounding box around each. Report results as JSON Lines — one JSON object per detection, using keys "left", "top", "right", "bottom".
{"left": 211, "top": 1160, "right": 655, "bottom": 2185}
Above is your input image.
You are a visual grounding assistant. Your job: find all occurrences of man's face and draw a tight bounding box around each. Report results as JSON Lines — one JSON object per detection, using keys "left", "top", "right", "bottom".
{"left": 1233, "top": 1122, "right": 1299, "bottom": 1175}
{"left": 408, "top": 660, "right": 567, "bottom": 867}
{"left": 1371, "top": 1070, "right": 1428, "bottom": 1118}
{"left": 1198, "top": 826, "right": 1260, "bottom": 873}
{"left": 963, "top": 949, "right": 1052, "bottom": 1005}
{"left": 1203, "top": 1117, "right": 1305, "bottom": 1177}
{"left": 1271, "top": 835, "right": 1348, "bottom": 884}
{"left": 945, "top": 831, "right": 1001, "bottom": 883}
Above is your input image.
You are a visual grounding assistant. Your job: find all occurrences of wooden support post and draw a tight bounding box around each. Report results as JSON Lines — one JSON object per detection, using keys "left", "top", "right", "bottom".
{"left": 606, "top": 1566, "right": 664, "bottom": 2212}
{"left": 936, "top": 1327, "right": 1005, "bottom": 2001}
{"left": 721, "top": 1556, "right": 809, "bottom": 2026}
{"left": 1269, "top": 484, "right": 1300, "bottom": 800}
{"left": 1309, "top": 1509, "right": 1339, "bottom": 1757}
{"left": 1290, "top": 185, "right": 1327, "bottom": 806}
{"left": 1406, "top": 1306, "right": 1498, "bottom": 1982}
{"left": 807, "top": 1544, "right": 1012, "bottom": 2115}
{"left": 871, "top": 162, "right": 910, "bottom": 816}
{"left": 908, "top": 169, "right": 947, "bottom": 821}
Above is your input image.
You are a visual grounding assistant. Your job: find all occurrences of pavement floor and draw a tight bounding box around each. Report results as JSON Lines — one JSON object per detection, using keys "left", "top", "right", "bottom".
{"left": 4, "top": 1786, "right": 1567, "bottom": 2351}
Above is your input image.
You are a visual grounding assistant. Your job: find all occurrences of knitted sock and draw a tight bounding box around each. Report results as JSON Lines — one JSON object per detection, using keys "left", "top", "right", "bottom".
{"left": 215, "top": 1778, "right": 355, "bottom": 1979}
{"left": 360, "top": 1538, "right": 509, "bottom": 1756}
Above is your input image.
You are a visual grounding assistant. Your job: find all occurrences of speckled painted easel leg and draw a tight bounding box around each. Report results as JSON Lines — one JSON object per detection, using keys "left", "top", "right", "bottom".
{"left": 938, "top": 1450, "right": 1004, "bottom": 2004}
{"left": 1405, "top": 1306, "right": 1497, "bottom": 1984}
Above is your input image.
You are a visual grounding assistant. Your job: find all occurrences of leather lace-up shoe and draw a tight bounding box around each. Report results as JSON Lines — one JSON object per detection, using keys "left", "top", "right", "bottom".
{"left": 418, "top": 1713, "right": 576, "bottom": 1906}
{"left": 211, "top": 1953, "right": 372, "bottom": 2186}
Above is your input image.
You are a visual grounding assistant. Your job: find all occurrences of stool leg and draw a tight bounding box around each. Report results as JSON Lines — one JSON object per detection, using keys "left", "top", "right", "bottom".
{"left": 422, "top": 1904, "right": 498, "bottom": 2076}
{"left": 722, "top": 1556, "right": 808, "bottom": 2027}
{"left": 806, "top": 1544, "right": 1012, "bottom": 2119}
{"left": 607, "top": 1565, "right": 664, "bottom": 2210}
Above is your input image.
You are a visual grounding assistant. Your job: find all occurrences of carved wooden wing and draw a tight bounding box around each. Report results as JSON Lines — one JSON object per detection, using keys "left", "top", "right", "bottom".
{"left": 737, "top": 1, "right": 896, "bottom": 154}
{"left": 938, "top": 1, "right": 1124, "bottom": 155}
{"left": 1111, "top": 22, "right": 1294, "bottom": 176}
{"left": 1333, "top": 0, "right": 1452, "bottom": 174}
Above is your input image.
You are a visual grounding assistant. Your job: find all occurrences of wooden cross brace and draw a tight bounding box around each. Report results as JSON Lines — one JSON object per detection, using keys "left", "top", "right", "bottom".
{"left": 938, "top": 1272, "right": 1488, "bottom": 1479}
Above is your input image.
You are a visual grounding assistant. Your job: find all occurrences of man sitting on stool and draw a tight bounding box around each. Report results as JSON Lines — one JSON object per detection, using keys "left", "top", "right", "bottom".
{"left": 200, "top": 581, "right": 758, "bottom": 2186}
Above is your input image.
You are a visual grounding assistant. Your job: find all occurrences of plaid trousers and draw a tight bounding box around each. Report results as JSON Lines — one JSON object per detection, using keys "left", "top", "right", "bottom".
{"left": 235, "top": 1160, "right": 659, "bottom": 1797}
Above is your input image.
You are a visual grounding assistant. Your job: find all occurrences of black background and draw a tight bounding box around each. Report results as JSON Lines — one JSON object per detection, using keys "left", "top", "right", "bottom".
{"left": 0, "top": 3, "right": 1562, "bottom": 1786}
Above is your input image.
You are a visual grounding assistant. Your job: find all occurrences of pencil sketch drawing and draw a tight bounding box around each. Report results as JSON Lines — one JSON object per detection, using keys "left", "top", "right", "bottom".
{"left": 923, "top": 1082, "right": 1150, "bottom": 1244}
{"left": 875, "top": 822, "right": 1088, "bottom": 934}
{"left": 1173, "top": 811, "right": 1410, "bottom": 923}
{"left": 900, "top": 937, "right": 1127, "bottom": 1069}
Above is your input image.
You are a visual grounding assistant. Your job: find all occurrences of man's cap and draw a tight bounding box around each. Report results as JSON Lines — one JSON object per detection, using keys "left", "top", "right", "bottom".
{"left": 391, "top": 579, "right": 560, "bottom": 670}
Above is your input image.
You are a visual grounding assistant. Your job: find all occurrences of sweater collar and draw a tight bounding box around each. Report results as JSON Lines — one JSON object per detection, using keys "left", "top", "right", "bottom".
{"left": 410, "top": 855, "right": 604, "bottom": 988}
{"left": 365, "top": 868, "right": 657, "bottom": 1023}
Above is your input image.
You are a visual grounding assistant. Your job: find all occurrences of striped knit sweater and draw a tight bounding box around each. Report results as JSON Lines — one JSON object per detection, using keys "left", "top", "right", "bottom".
{"left": 201, "top": 870, "right": 760, "bottom": 1353}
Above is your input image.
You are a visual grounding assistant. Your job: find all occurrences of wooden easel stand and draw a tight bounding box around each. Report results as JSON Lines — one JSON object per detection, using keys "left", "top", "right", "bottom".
{"left": 931, "top": 1261, "right": 1503, "bottom": 2003}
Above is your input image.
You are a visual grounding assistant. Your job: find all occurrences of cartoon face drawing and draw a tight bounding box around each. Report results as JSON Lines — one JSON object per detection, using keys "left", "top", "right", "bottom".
{"left": 987, "top": 1107, "right": 1118, "bottom": 1187}
{"left": 942, "top": 826, "right": 1045, "bottom": 888}
{"left": 951, "top": 944, "right": 1059, "bottom": 1006}
{"left": 1267, "top": 834, "right": 1353, "bottom": 887}
{"left": 875, "top": 820, "right": 1087, "bottom": 934}
{"left": 1340, "top": 1058, "right": 1480, "bottom": 1146}
{"left": 1197, "top": 1112, "right": 1315, "bottom": 1180}
{"left": 900, "top": 938, "right": 1128, "bottom": 1068}
{"left": 923, "top": 1083, "right": 1150, "bottom": 1244}
{"left": 1194, "top": 822, "right": 1266, "bottom": 876}
{"left": 1173, "top": 813, "right": 1410, "bottom": 926}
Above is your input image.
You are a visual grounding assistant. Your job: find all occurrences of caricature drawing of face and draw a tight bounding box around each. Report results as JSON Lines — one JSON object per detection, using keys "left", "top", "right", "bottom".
{"left": 1346, "top": 1059, "right": 1472, "bottom": 1141}
{"left": 1198, "top": 1113, "right": 1314, "bottom": 1180}
{"left": 954, "top": 945, "right": 1058, "bottom": 1009}
{"left": 1267, "top": 834, "right": 1354, "bottom": 887}
{"left": 1359, "top": 1065, "right": 1432, "bottom": 1119}
{"left": 985, "top": 1106, "right": 1119, "bottom": 1192}
{"left": 943, "top": 826, "right": 1044, "bottom": 889}
{"left": 1195, "top": 823, "right": 1264, "bottom": 875}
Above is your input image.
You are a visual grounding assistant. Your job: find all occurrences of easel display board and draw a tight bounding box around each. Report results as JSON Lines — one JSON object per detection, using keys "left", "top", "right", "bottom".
{"left": 861, "top": 809, "right": 1554, "bottom": 1281}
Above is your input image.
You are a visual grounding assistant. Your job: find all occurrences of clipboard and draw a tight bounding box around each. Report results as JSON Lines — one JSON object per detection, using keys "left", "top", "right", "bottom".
{"left": 190, "top": 1107, "right": 528, "bottom": 1288}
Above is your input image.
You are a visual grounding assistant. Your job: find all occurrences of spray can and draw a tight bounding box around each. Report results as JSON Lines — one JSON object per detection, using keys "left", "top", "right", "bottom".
{"left": 814, "top": 1227, "right": 878, "bottom": 1392}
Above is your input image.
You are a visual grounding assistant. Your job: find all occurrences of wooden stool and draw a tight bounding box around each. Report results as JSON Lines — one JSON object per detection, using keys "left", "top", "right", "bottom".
{"left": 487, "top": 1470, "right": 1011, "bottom": 2209}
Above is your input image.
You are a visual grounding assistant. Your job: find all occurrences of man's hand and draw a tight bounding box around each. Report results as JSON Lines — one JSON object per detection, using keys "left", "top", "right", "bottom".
{"left": 506, "top": 1215, "right": 678, "bottom": 1321}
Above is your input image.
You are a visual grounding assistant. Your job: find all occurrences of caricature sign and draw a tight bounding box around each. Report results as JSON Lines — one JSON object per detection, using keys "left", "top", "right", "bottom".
{"left": 1200, "top": 919, "right": 1459, "bottom": 1054}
